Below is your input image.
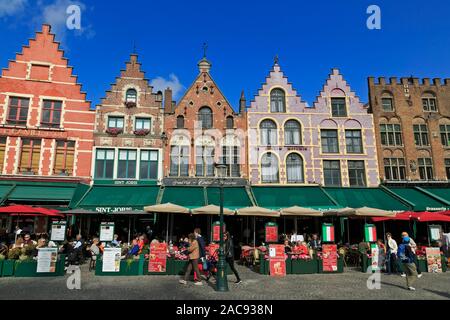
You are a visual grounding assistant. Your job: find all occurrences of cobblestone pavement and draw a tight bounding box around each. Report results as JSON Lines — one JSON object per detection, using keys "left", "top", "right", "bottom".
{"left": 0, "top": 264, "right": 449, "bottom": 300}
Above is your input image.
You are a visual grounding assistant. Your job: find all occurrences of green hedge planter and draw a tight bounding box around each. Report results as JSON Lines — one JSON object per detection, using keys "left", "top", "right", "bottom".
{"left": 2, "top": 260, "right": 15, "bottom": 277}
{"left": 291, "top": 259, "right": 318, "bottom": 274}
{"left": 0, "top": 260, "right": 3, "bottom": 277}
{"left": 144, "top": 258, "right": 173, "bottom": 275}
{"left": 172, "top": 259, "right": 234, "bottom": 276}
{"left": 12, "top": 255, "right": 66, "bottom": 278}
{"left": 95, "top": 254, "right": 145, "bottom": 276}
{"left": 317, "top": 257, "right": 344, "bottom": 273}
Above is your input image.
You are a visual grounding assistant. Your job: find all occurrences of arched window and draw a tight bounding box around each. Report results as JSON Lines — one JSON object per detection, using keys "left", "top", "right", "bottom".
{"left": 126, "top": 89, "right": 137, "bottom": 103}
{"left": 260, "top": 119, "right": 277, "bottom": 146}
{"left": 286, "top": 153, "right": 304, "bottom": 183}
{"left": 270, "top": 89, "right": 286, "bottom": 112}
{"left": 177, "top": 115, "right": 185, "bottom": 129}
{"left": 226, "top": 116, "right": 234, "bottom": 129}
{"left": 284, "top": 120, "right": 301, "bottom": 145}
{"left": 422, "top": 93, "right": 438, "bottom": 112}
{"left": 261, "top": 153, "right": 279, "bottom": 183}
{"left": 198, "top": 107, "right": 213, "bottom": 129}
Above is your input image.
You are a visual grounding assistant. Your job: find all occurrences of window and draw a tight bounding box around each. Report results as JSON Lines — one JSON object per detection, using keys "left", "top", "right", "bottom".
{"left": 286, "top": 153, "right": 304, "bottom": 183}
{"left": 418, "top": 158, "right": 434, "bottom": 180}
{"left": 413, "top": 125, "right": 429, "bottom": 146}
{"left": 260, "top": 120, "right": 277, "bottom": 146}
{"left": 222, "top": 146, "right": 240, "bottom": 177}
{"left": 261, "top": 153, "right": 279, "bottom": 183}
{"left": 270, "top": 89, "right": 286, "bottom": 113}
{"left": 108, "top": 116, "right": 124, "bottom": 129}
{"left": 7, "top": 97, "right": 30, "bottom": 125}
{"left": 382, "top": 97, "right": 394, "bottom": 112}
{"left": 422, "top": 96, "right": 437, "bottom": 112}
{"left": 331, "top": 98, "right": 347, "bottom": 117}
{"left": 54, "top": 140, "right": 75, "bottom": 175}
{"left": 440, "top": 125, "right": 450, "bottom": 147}
{"left": 380, "top": 124, "right": 403, "bottom": 146}
{"left": 323, "top": 160, "right": 341, "bottom": 186}
{"left": 348, "top": 161, "right": 366, "bottom": 187}
{"left": 284, "top": 120, "right": 301, "bottom": 145}
{"left": 384, "top": 158, "right": 406, "bottom": 181}
{"left": 198, "top": 107, "right": 213, "bottom": 129}
{"left": 0, "top": 137, "right": 6, "bottom": 173}
{"left": 170, "top": 146, "right": 189, "bottom": 177}
{"left": 195, "top": 146, "right": 215, "bottom": 177}
{"left": 345, "top": 130, "right": 363, "bottom": 154}
{"left": 321, "top": 129, "right": 339, "bottom": 153}
{"left": 19, "top": 139, "right": 41, "bottom": 174}
{"left": 126, "top": 89, "right": 137, "bottom": 103}
{"left": 135, "top": 118, "right": 151, "bottom": 130}
{"left": 177, "top": 116, "right": 185, "bottom": 129}
{"left": 117, "top": 150, "right": 137, "bottom": 179}
{"left": 445, "top": 159, "right": 450, "bottom": 180}
{"left": 95, "top": 149, "right": 115, "bottom": 179}
{"left": 140, "top": 150, "right": 158, "bottom": 180}
{"left": 41, "top": 100, "right": 62, "bottom": 128}
{"left": 226, "top": 116, "right": 234, "bottom": 129}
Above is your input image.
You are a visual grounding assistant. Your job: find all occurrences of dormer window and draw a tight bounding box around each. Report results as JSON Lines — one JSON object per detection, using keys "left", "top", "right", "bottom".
{"left": 270, "top": 89, "right": 286, "bottom": 113}
{"left": 125, "top": 89, "right": 137, "bottom": 108}
{"left": 331, "top": 98, "right": 347, "bottom": 117}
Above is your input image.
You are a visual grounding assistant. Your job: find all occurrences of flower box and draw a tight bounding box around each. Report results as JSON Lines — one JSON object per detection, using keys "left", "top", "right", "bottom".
{"left": 95, "top": 254, "right": 145, "bottom": 276}
{"left": 2, "top": 260, "right": 15, "bottom": 277}
{"left": 105, "top": 128, "right": 123, "bottom": 136}
{"left": 124, "top": 101, "right": 136, "bottom": 108}
{"left": 317, "top": 257, "right": 344, "bottom": 273}
{"left": 291, "top": 258, "right": 318, "bottom": 274}
{"left": 13, "top": 254, "right": 66, "bottom": 277}
{"left": 134, "top": 129, "right": 150, "bottom": 136}
{"left": 0, "top": 260, "right": 3, "bottom": 277}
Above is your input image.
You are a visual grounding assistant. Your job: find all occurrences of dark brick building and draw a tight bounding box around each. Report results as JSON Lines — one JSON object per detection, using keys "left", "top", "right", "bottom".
{"left": 368, "top": 77, "right": 450, "bottom": 183}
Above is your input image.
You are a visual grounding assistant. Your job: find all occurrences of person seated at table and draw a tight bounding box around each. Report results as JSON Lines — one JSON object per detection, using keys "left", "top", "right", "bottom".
{"left": 137, "top": 235, "right": 145, "bottom": 253}
{"left": 23, "top": 234, "right": 36, "bottom": 246}
{"left": 126, "top": 239, "right": 140, "bottom": 258}
{"left": 293, "top": 241, "right": 309, "bottom": 255}
{"left": 89, "top": 238, "right": 101, "bottom": 259}
{"left": 284, "top": 239, "right": 292, "bottom": 254}
{"left": 11, "top": 237, "right": 24, "bottom": 249}
{"left": 111, "top": 234, "right": 120, "bottom": 247}
{"left": 32, "top": 238, "right": 48, "bottom": 257}
{"left": 309, "top": 234, "right": 322, "bottom": 250}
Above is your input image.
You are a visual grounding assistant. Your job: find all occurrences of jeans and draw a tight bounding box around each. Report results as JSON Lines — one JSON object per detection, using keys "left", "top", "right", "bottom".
{"left": 386, "top": 252, "right": 401, "bottom": 274}
{"left": 226, "top": 257, "right": 241, "bottom": 282}
{"left": 413, "top": 256, "right": 422, "bottom": 275}
{"left": 403, "top": 263, "right": 418, "bottom": 288}
{"left": 184, "top": 259, "right": 201, "bottom": 282}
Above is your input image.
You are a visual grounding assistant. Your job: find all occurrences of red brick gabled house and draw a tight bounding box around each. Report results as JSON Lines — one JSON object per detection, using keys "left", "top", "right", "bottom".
{"left": 0, "top": 24, "right": 95, "bottom": 182}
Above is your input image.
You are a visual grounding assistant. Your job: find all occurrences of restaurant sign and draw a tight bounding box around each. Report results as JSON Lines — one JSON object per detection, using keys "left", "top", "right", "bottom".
{"left": 0, "top": 127, "right": 67, "bottom": 139}
{"left": 95, "top": 207, "right": 134, "bottom": 213}
{"left": 163, "top": 177, "right": 248, "bottom": 187}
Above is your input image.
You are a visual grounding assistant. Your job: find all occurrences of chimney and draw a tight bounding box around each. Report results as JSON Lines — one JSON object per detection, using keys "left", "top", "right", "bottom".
{"left": 239, "top": 91, "right": 246, "bottom": 114}
{"left": 164, "top": 88, "right": 173, "bottom": 113}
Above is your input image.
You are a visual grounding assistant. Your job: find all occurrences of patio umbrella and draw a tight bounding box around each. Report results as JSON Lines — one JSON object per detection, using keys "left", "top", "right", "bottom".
{"left": 371, "top": 211, "right": 412, "bottom": 222}
{"left": 144, "top": 203, "right": 190, "bottom": 214}
{"left": 410, "top": 212, "right": 450, "bottom": 222}
{"left": 322, "top": 207, "right": 356, "bottom": 217}
{"left": 236, "top": 207, "right": 280, "bottom": 246}
{"left": 280, "top": 206, "right": 323, "bottom": 217}
{"left": 63, "top": 208, "right": 98, "bottom": 215}
{"left": 191, "top": 205, "right": 235, "bottom": 216}
{"left": 0, "top": 205, "right": 43, "bottom": 214}
{"left": 437, "top": 210, "right": 450, "bottom": 216}
{"left": 346, "top": 207, "right": 396, "bottom": 218}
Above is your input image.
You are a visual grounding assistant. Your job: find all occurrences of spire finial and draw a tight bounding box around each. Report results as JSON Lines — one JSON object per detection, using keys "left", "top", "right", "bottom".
{"left": 203, "top": 42, "right": 208, "bottom": 58}
{"left": 132, "top": 41, "right": 137, "bottom": 54}
{"left": 274, "top": 54, "right": 279, "bottom": 65}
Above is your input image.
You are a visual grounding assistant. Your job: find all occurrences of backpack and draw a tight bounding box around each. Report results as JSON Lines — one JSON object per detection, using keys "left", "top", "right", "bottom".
{"left": 398, "top": 244, "right": 410, "bottom": 263}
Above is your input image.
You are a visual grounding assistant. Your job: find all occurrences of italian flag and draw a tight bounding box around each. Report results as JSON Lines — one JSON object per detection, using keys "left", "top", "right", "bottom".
{"left": 322, "top": 224, "right": 335, "bottom": 242}
{"left": 365, "top": 225, "right": 377, "bottom": 242}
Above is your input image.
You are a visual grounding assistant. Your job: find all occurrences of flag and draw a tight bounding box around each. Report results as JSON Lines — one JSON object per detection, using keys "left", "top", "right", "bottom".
{"left": 322, "top": 224, "right": 335, "bottom": 242}
{"left": 365, "top": 224, "right": 377, "bottom": 242}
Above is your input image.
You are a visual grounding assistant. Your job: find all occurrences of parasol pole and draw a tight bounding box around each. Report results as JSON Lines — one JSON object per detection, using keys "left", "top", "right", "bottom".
{"left": 128, "top": 215, "right": 131, "bottom": 244}
{"left": 295, "top": 217, "right": 298, "bottom": 235}
{"left": 253, "top": 216, "right": 256, "bottom": 247}
{"left": 166, "top": 213, "right": 170, "bottom": 244}
{"left": 427, "top": 222, "right": 431, "bottom": 246}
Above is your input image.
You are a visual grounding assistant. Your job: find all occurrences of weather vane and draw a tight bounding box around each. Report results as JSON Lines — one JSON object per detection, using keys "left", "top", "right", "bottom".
{"left": 203, "top": 42, "right": 208, "bottom": 58}
{"left": 274, "top": 54, "right": 279, "bottom": 65}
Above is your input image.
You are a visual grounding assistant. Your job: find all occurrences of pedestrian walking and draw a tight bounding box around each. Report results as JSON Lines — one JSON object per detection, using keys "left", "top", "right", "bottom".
{"left": 398, "top": 236, "right": 420, "bottom": 291}
{"left": 385, "top": 233, "right": 400, "bottom": 275}
{"left": 224, "top": 232, "right": 242, "bottom": 284}
{"left": 401, "top": 232, "right": 422, "bottom": 278}
{"left": 179, "top": 233, "right": 203, "bottom": 286}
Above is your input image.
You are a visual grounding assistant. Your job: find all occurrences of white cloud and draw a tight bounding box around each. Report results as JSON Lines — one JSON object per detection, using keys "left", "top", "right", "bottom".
{"left": 0, "top": 0, "right": 27, "bottom": 17}
{"left": 150, "top": 74, "right": 185, "bottom": 99}
{"left": 33, "top": 0, "right": 94, "bottom": 43}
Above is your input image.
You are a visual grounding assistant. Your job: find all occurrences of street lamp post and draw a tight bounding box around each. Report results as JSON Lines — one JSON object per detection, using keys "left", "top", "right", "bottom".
{"left": 214, "top": 163, "right": 229, "bottom": 292}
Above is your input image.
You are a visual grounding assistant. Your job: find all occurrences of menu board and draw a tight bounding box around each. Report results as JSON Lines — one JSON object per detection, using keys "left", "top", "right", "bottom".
{"left": 50, "top": 221, "right": 66, "bottom": 242}
{"left": 265, "top": 223, "right": 278, "bottom": 243}
{"left": 322, "top": 244, "right": 338, "bottom": 272}
{"left": 149, "top": 243, "right": 168, "bottom": 273}
{"left": 37, "top": 248, "right": 58, "bottom": 273}
{"left": 269, "top": 244, "right": 286, "bottom": 277}
{"left": 429, "top": 225, "right": 441, "bottom": 242}
{"left": 100, "top": 222, "right": 115, "bottom": 242}
{"left": 426, "top": 247, "right": 442, "bottom": 273}
{"left": 212, "top": 222, "right": 226, "bottom": 242}
{"left": 370, "top": 244, "right": 379, "bottom": 272}
{"left": 102, "top": 248, "right": 121, "bottom": 272}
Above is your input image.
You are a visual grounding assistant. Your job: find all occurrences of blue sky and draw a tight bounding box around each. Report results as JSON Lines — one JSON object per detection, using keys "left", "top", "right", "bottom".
{"left": 1, "top": 0, "right": 450, "bottom": 110}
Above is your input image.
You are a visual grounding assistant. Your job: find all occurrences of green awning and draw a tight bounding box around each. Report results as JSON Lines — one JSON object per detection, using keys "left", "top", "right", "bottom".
{"left": 8, "top": 184, "right": 77, "bottom": 202}
{"left": 420, "top": 187, "right": 450, "bottom": 208}
{"left": 0, "top": 184, "right": 14, "bottom": 203}
{"left": 160, "top": 187, "right": 205, "bottom": 209}
{"left": 324, "top": 188, "right": 411, "bottom": 211}
{"left": 387, "top": 187, "right": 449, "bottom": 211}
{"left": 76, "top": 185, "right": 160, "bottom": 212}
{"left": 251, "top": 186, "right": 337, "bottom": 210}
{"left": 206, "top": 187, "right": 253, "bottom": 210}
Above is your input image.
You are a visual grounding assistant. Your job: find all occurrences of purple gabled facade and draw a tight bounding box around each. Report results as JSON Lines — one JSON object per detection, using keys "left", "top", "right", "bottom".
{"left": 247, "top": 62, "right": 380, "bottom": 187}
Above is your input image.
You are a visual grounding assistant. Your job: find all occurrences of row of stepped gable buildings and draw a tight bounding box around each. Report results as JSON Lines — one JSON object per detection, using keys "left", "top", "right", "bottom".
{"left": 0, "top": 25, "right": 449, "bottom": 224}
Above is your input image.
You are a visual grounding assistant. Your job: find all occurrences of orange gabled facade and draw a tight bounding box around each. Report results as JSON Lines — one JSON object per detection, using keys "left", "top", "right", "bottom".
{"left": 0, "top": 24, "right": 95, "bottom": 182}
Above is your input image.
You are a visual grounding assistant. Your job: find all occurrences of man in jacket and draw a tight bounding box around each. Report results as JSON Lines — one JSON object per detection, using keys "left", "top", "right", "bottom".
{"left": 398, "top": 237, "right": 420, "bottom": 291}
{"left": 224, "top": 232, "right": 242, "bottom": 284}
{"left": 180, "top": 233, "right": 202, "bottom": 286}
{"left": 401, "top": 232, "right": 422, "bottom": 278}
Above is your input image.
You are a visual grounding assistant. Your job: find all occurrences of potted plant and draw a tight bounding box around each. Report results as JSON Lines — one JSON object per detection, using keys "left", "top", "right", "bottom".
{"left": 133, "top": 129, "right": 150, "bottom": 136}
{"left": 124, "top": 101, "right": 136, "bottom": 108}
{"left": 106, "top": 128, "right": 123, "bottom": 136}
